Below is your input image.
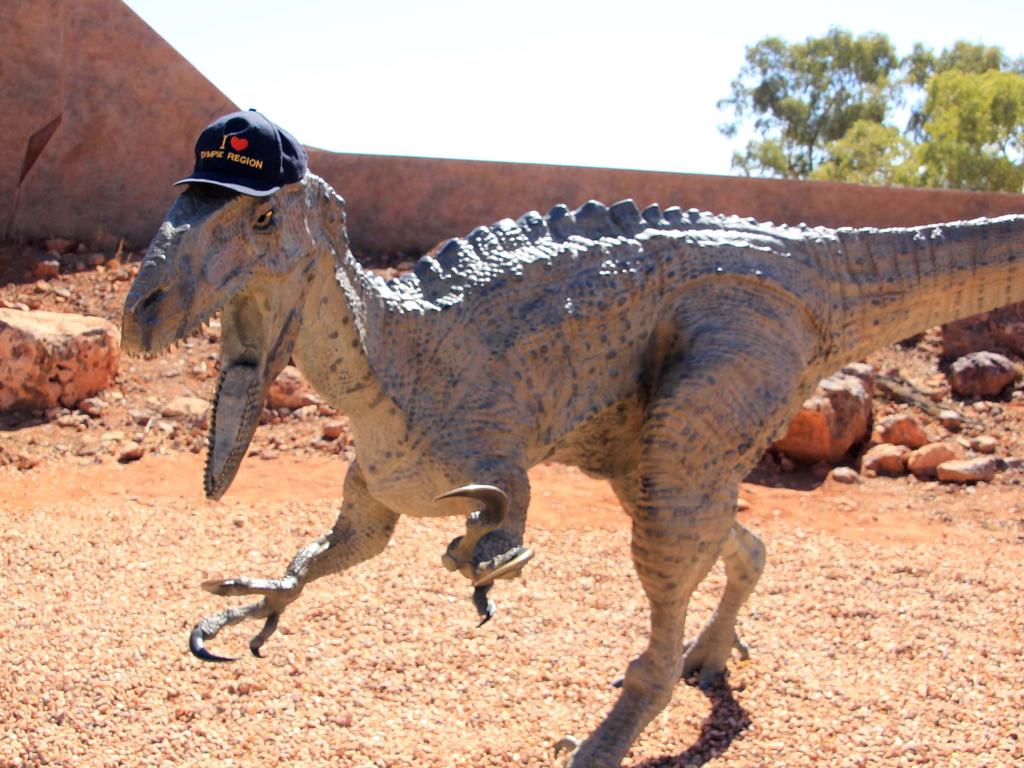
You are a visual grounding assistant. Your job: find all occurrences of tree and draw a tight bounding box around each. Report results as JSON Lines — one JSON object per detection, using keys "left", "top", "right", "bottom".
{"left": 720, "top": 32, "right": 1024, "bottom": 192}
{"left": 810, "top": 120, "right": 915, "bottom": 186}
{"left": 718, "top": 29, "right": 901, "bottom": 178}
{"left": 913, "top": 69, "right": 1024, "bottom": 191}
{"left": 904, "top": 41, "right": 1024, "bottom": 140}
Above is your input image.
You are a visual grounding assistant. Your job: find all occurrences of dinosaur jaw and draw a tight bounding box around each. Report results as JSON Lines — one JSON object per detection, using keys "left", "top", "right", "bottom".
{"left": 121, "top": 275, "right": 246, "bottom": 357}
{"left": 204, "top": 356, "right": 265, "bottom": 500}
{"left": 203, "top": 296, "right": 302, "bottom": 500}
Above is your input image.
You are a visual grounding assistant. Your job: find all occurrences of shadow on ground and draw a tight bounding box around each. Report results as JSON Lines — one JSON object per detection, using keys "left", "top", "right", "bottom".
{"left": 633, "top": 681, "right": 751, "bottom": 768}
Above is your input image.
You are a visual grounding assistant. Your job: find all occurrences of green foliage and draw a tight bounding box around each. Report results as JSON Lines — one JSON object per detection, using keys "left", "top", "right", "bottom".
{"left": 720, "top": 32, "right": 1024, "bottom": 192}
{"left": 915, "top": 69, "right": 1024, "bottom": 191}
{"left": 810, "top": 120, "right": 915, "bottom": 186}
{"left": 719, "top": 28, "right": 900, "bottom": 178}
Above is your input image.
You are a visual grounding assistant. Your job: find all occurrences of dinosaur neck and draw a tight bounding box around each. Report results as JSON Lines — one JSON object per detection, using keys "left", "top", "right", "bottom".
{"left": 831, "top": 215, "right": 1024, "bottom": 362}
{"left": 292, "top": 248, "right": 379, "bottom": 410}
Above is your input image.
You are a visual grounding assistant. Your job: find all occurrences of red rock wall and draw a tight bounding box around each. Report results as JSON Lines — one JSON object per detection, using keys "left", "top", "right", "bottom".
{"left": 1, "top": 0, "right": 235, "bottom": 248}
{"left": 307, "top": 150, "right": 1024, "bottom": 259}
{"left": 4, "top": 1, "right": 1024, "bottom": 258}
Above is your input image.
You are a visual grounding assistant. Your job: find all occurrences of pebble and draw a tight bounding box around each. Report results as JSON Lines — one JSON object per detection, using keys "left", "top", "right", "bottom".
{"left": 827, "top": 466, "right": 861, "bottom": 484}
{"left": 322, "top": 420, "right": 347, "bottom": 440}
{"left": 118, "top": 445, "right": 145, "bottom": 463}
{"left": 970, "top": 435, "right": 998, "bottom": 454}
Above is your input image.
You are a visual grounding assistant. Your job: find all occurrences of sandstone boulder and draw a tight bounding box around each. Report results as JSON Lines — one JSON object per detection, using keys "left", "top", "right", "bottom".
{"left": 941, "top": 303, "right": 1024, "bottom": 359}
{"left": 0, "top": 309, "right": 119, "bottom": 411}
{"left": 871, "top": 414, "right": 929, "bottom": 449}
{"left": 906, "top": 442, "right": 963, "bottom": 479}
{"left": 861, "top": 444, "right": 910, "bottom": 476}
{"left": 267, "top": 365, "right": 320, "bottom": 410}
{"left": 949, "top": 351, "right": 1018, "bottom": 398}
{"left": 936, "top": 457, "right": 999, "bottom": 484}
{"left": 772, "top": 366, "right": 874, "bottom": 465}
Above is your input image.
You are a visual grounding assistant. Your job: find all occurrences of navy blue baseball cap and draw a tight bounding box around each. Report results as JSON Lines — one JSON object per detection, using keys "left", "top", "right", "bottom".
{"left": 176, "top": 109, "right": 308, "bottom": 196}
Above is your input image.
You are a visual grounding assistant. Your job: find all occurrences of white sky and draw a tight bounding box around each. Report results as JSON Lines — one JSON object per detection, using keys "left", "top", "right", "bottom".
{"left": 124, "top": 0, "right": 1024, "bottom": 176}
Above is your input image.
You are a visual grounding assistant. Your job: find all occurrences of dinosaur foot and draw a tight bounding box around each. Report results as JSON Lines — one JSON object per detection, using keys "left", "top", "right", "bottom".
{"left": 608, "top": 632, "right": 750, "bottom": 690}
{"left": 188, "top": 576, "right": 301, "bottom": 662}
{"left": 681, "top": 630, "right": 750, "bottom": 690}
{"left": 446, "top": 543, "right": 533, "bottom": 626}
{"left": 553, "top": 736, "right": 580, "bottom": 766}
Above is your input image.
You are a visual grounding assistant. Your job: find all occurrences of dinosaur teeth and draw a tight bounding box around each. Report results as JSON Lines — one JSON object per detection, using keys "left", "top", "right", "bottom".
{"left": 205, "top": 363, "right": 263, "bottom": 500}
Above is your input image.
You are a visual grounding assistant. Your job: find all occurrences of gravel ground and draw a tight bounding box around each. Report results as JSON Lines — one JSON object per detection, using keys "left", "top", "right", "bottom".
{"left": 2, "top": 460, "right": 1021, "bottom": 768}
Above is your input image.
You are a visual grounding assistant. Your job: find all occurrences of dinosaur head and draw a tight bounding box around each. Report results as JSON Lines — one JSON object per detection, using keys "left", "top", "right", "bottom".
{"left": 123, "top": 176, "right": 328, "bottom": 499}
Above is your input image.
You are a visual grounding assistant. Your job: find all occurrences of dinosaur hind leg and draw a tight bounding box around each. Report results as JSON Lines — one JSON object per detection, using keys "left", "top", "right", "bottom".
{"left": 682, "top": 521, "right": 765, "bottom": 687}
{"left": 190, "top": 463, "right": 399, "bottom": 661}
{"left": 558, "top": 300, "right": 813, "bottom": 766}
{"left": 559, "top": 368, "right": 739, "bottom": 766}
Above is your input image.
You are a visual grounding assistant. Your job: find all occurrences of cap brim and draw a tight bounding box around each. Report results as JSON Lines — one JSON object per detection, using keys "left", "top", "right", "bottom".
{"left": 174, "top": 175, "right": 279, "bottom": 198}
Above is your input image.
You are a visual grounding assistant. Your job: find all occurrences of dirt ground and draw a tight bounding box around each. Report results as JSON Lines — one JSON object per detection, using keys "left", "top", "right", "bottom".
{"left": 1, "top": 243, "right": 1022, "bottom": 767}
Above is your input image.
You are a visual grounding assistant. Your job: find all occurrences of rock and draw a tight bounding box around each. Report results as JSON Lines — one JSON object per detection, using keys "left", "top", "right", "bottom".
{"left": 129, "top": 408, "right": 155, "bottom": 425}
{"left": 949, "top": 351, "right": 1019, "bottom": 398}
{"left": 43, "top": 238, "right": 76, "bottom": 255}
{"left": 861, "top": 444, "right": 910, "bottom": 476}
{"left": 970, "top": 435, "right": 998, "bottom": 454}
{"left": 16, "top": 452, "right": 40, "bottom": 470}
{"left": 906, "top": 442, "right": 963, "bottom": 479}
{"left": 33, "top": 257, "right": 61, "bottom": 279}
{"left": 827, "top": 466, "right": 861, "bottom": 484}
{"left": 322, "top": 420, "right": 347, "bottom": 440}
{"left": 160, "top": 396, "right": 210, "bottom": 428}
{"left": 772, "top": 367, "right": 874, "bottom": 464}
{"left": 118, "top": 444, "right": 145, "bottom": 463}
{"left": 871, "top": 414, "right": 929, "bottom": 449}
{"left": 267, "top": 366, "right": 320, "bottom": 410}
{"left": 810, "top": 461, "right": 832, "bottom": 479}
{"left": 938, "top": 409, "right": 964, "bottom": 431}
{"left": 0, "top": 309, "right": 119, "bottom": 412}
{"left": 77, "top": 396, "right": 106, "bottom": 417}
{"left": 942, "top": 302, "right": 1024, "bottom": 358}
{"left": 841, "top": 362, "right": 877, "bottom": 387}
{"left": 936, "top": 456, "right": 999, "bottom": 483}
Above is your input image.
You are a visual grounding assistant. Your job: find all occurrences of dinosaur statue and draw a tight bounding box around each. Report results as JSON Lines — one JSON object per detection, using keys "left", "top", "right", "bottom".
{"left": 122, "top": 171, "right": 1024, "bottom": 767}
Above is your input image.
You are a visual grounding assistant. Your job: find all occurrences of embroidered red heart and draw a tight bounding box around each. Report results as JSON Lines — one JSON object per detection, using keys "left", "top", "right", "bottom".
{"left": 230, "top": 135, "right": 249, "bottom": 151}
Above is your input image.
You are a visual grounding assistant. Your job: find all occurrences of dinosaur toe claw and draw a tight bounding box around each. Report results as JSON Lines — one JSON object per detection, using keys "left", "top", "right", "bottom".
{"left": 189, "top": 626, "right": 238, "bottom": 663}
{"left": 552, "top": 735, "right": 579, "bottom": 759}
{"left": 472, "top": 584, "right": 496, "bottom": 626}
{"left": 249, "top": 612, "right": 280, "bottom": 657}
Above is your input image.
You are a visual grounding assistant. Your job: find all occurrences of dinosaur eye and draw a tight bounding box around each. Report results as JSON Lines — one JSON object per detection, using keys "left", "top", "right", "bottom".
{"left": 254, "top": 208, "right": 274, "bottom": 229}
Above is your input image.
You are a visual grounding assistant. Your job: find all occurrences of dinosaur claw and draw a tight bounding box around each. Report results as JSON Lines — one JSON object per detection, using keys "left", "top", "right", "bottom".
{"left": 249, "top": 612, "right": 280, "bottom": 657}
{"left": 189, "top": 626, "right": 238, "bottom": 663}
{"left": 552, "top": 736, "right": 579, "bottom": 759}
{"left": 472, "top": 584, "right": 495, "bottom": 626}
{"left": 471, "top": 546, "right": 534, "bottom": 586}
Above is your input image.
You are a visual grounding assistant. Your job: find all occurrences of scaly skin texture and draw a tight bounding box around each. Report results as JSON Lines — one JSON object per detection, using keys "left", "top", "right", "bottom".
{"left": 122, "top": 173, "right": 1024, "bottom": 766}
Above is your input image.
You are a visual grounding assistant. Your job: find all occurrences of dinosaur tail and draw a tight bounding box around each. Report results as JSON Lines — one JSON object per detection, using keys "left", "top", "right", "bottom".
{"left": 830, "top": 214, "right": 1024, "bottom": 362}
